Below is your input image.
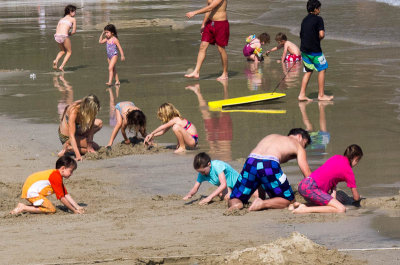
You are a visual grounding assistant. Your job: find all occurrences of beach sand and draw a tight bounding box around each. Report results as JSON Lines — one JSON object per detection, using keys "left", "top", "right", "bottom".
{"left": 0, "top": 117, "right": 399, "bottom": 264}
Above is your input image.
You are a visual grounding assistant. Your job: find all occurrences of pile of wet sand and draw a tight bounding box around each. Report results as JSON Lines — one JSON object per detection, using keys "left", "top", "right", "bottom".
{"left": 361, "top": 191, "right": 400, "bottom": 209}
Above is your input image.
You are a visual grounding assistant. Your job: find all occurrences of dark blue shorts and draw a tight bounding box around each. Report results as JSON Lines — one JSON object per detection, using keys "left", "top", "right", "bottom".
{"left": 230, "top": 154, "right": 294, "bottom": 203}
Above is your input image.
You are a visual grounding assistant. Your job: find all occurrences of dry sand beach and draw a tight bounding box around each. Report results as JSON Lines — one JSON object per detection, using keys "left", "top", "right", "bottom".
{"left": 1, "top": 0, "right": 400, "bottom": 264}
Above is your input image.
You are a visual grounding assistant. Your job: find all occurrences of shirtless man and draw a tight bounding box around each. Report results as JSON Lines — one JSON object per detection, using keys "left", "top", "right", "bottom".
{"left": 185, "top": 0, "right": 229, "bottom": 81}
{"left": 228, "top": 128, "right": 312, "bottom": 211}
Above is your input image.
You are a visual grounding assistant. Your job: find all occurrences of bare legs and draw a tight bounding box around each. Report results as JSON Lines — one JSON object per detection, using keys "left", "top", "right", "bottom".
{"left": 228, "top": 196, "right": 291, "bottom": 211}
{"left": 293, "top": 198, "right": 346, "bottom": 214}
{"left": 171, "top": 124, "right": 196, "bottom": 153}
{"left": 185, "top": 42, "right": 228, "bottom": 80}
{"left": 298, "top": 69, "right": 333, "bottom": 101}
{"left": 55, "top": 38, "right": 72, "bottom": 72}
{"left": 11, "top": 203, "right": 43, "bottom": 214}
{"left": 107, "top": 56, "right": 119, "bottom": 85}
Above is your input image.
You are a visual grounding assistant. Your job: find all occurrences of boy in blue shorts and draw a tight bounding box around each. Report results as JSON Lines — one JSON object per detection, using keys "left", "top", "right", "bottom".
{"left": 298, "top": 0, "right": 333, "bottom": 101}
{"left": 183, "top": 152, "right": 239, "bottom": 205}
{"left": 228, "top": 128, "right": 312, "bottom": 211}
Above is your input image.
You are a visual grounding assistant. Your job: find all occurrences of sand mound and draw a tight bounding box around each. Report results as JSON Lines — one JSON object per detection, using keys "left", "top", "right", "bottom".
{"left": 95, "top": 19, "right": 185, "bottom": 30}
{"left": 361, "top": 191, "right": 400, "bottom": 209}
{"left": 84, "top": 140, "right": 168, "bottom": 160}
{"left": 210, "top": 232, "right": 364, "bottom": 265}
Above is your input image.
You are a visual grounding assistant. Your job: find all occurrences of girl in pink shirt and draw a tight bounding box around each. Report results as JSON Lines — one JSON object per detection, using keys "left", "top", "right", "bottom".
{"left": 293, "top": 144, "right": 363, "bottom": 213}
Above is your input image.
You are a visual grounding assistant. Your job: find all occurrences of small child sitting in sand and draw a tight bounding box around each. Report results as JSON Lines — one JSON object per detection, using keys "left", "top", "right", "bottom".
{"left": 106, "top": 101, "right": 147, "bottom": 148}
{"left": 292, "top": 144, "right": 363, "bottom": 214}
{"left": 11, "top": 156, "right": 84, "bottom": 215}
{"left": 243, "top": 33, "right": 270, "bottom": 62}
{"left": 266, "top": 32, "right": 301, "bottom": 63}
{"left": 144, "top": 103, "right": 198, "bottom": 153}
{"left": 183, "top": 152, "right": 239, "bottom": 205}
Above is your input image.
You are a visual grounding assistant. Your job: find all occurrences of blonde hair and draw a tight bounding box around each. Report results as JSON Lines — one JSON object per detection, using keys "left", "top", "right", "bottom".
{"left": 77, "top": 94, "right": 100, "bottom": 132}
{"left": 157, "top": 103, "right": 181, "bottom": 123}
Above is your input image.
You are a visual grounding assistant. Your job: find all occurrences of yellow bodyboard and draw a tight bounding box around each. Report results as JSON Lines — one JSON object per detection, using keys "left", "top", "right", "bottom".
{"left": 208, "top": 92, "right": 286, "bottom": 109}
{"left": 212, "top": 109, "right": 286, "bottom": 114}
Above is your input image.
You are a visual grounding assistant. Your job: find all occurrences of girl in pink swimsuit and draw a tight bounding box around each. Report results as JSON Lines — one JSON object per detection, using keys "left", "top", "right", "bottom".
{"left": 99, "top": 24, "right": 125, "bottom": 86}
{"left": 53, "top": 5, "right": 77, "bottom": 71}
{"left": 144, "top": 103, "right": 198, "bottom": 153}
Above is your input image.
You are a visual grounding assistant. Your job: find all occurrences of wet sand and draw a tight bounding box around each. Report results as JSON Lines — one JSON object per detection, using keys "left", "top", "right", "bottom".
{"left": 1, "top": 117, "right": 399, "bottom": 264}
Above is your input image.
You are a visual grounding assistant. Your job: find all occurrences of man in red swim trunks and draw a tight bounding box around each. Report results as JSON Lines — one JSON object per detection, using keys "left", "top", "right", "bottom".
{"left": 185, "top": 0, "right": 229, "bottom": 81}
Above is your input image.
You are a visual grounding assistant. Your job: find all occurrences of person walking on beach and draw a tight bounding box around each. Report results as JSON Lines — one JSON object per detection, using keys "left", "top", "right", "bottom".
{"left": 228, "top": 128, "right": 312, "bottom": 211}
{"left": 99, "top": 24, "right": 125, "bottom": 86}
{"left": 53, "top": 5, "right": 77, "bottom": 72}
{"left": 184, "top": 0, "right": 229, "bottom": 81}
{"left": 58, "top": 94, "right": 103, "bottom": 161}
{"left": 298, "top": 0, "right": 333, "bottom": 101}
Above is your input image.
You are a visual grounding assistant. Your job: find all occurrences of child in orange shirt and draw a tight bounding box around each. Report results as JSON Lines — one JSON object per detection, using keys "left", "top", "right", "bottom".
{"left": 10, "top": 156, "right": 84, "bottom": 215}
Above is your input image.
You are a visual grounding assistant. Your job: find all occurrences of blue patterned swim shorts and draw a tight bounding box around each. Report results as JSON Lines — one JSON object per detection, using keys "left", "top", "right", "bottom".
{"left": 230, "top": 154, "right": 294, "bottom": 203}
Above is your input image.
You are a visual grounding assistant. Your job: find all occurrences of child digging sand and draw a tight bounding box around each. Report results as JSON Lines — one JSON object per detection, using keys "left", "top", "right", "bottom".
{"left": 293, "top": 144, "right": 362, "bottom": 213}
{"left": 243, "top": 33, "right": 270, "bottom": 62}
{"left": 183, "top": 152, "right": 239, "bottom": 205}
{"left": 266, "top": 32, "right": 301, "bottom": 63}
{"left": 11, "top": 156, "right": 84, "bottom": 215}
{"left": 144, "top": 103, "right": 198, "bottom": 153}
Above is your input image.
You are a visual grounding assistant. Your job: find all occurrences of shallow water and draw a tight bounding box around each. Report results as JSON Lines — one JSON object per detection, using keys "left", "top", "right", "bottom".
{"left": 0, "top": 0, "right": 399, "bottom": 197}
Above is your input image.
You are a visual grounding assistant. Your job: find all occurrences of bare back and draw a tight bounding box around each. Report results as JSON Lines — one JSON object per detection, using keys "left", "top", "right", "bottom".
{"left": 251, "top": 134, "right": 302, "bottom": 163}
{"left": 208, "top": 0, "right": 227, "bottom": 21}
{"left": 55, "top": 15, "right": 75, "bottom": 35}
{"left": 285, "top": 41, "right": 301, "bottom": 56}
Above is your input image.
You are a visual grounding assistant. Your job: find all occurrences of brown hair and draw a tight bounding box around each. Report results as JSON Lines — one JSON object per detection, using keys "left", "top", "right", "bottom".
{"left": 275, "top": 32, "right": 287, "bottom": 42}
{"left": 258, "top": 33, "right": 270, "bottom": 44}
{"left": 193, "top": 152, "right": 211, "bottom": 169}
{"left": 344, "top": 144, "right": 363, "bottom": 164}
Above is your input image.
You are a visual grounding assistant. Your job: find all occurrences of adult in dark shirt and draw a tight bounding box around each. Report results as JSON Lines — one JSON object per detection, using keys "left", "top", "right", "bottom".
{"left": 298, "top": 0, "right": 333, "bottom": 102}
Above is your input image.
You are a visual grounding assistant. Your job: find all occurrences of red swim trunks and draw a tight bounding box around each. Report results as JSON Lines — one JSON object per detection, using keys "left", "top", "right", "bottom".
{"left": 201, "top": 20, "right": 230, "bottom": 47}
{"left": 285, "top": 54, "right": 302, "bottom": 62}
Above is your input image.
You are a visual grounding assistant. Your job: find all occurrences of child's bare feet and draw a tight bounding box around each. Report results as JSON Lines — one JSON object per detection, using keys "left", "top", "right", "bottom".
{"left": 288, "top": 202, "right": 301, "bottom": 210}
{"left": 216, "top": 73, "right": 228, "bottom": 81}
{"left": 248, "top": 198, "right": 264, "bottom": 211}
{"left": 53, "top": 61, "right": 58, "bottom": 70}
{"left": 57, "top": 149, "right": 66, "bottom": 157}
{"left": 58, "top": 66, "right": 64, "bottom": 72}
{"left": 106, "top": 82, "right": 112, "bottom": 86}
{"left": 115, "top": 81, "right": 120, "bottom": 85}
{"left": 292, "top": 203, "right": 308, "bottom": 214}
{"left": 174, "top": 147, "right": 186, "bottom": 154}
{"left": 184, "top": 71, "right": 200, "bottom": 79}
{"left": 318, "top": 94, "right": 334, "bottom": 101}
{"left": 185, "top": 84, "right": 200, "bottom": 94}
{"left": 10, "top": 203, "right": 25, "bottom": 215}
{"left": 298, "top": 95, "right": 313, "bottom": 102}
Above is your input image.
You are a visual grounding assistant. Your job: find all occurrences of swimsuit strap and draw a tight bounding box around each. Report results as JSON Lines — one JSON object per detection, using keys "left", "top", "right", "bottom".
{"left": 184, "top": 119, "right": 192, "bottom": 130}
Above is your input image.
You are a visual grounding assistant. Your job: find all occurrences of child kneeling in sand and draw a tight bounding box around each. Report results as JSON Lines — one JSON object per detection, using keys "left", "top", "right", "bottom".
{"left": 243, "top": 33, "right": 270, "bottom": 62}
{"left": 293, "top": 144, "right": 362, "bottom": 214}
{"left": 144, "top": 103, "right": 198, "bottom": 153}
{"left": 266, "top": 32, "right": 301, "bottom": 63}
{"left": 183, "top": 152, "right": 239, "bottom": 205}
{"left": 11, "top": 156, "right": 84, "bottom": 215}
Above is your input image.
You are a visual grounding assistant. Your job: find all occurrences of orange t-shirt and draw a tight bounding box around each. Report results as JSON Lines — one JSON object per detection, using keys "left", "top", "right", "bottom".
{"left": 21, "top": 169, "right": 68, "bottom": 200}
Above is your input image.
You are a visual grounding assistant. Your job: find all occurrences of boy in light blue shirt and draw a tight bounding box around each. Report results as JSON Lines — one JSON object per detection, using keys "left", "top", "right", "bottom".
{"left": 183, "top": 152, "right": 239, "bottom": 205}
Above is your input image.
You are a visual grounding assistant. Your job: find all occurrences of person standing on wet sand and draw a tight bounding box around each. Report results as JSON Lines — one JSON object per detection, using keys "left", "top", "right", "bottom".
{"left": 298, "top": 0, "right": 333, "bottom": 101}
{"left": 228, "top": 128, "right": 312, "bottom": 211}
{"left": 53, "top": 5, "right": 77, "bottom": 72}
{"left": 184, "top": 0, "right": 229, "bottom": 81}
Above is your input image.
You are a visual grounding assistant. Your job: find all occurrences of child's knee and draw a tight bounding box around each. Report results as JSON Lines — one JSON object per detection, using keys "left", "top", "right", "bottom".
{"left": 95, "top": 119, "right": 103, "bottom": 129}
{"left": 172, "top": 124, "right": 181, "bottom": 132}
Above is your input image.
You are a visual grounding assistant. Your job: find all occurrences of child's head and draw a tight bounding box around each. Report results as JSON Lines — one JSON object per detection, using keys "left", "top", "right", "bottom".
{"left": 193, "top": 152, "right": 211, "bottom": 175}
{"left": 344, "top": 144, "right": 363, "bottom": 167}
{"left": 275, "top": 32, "right": 287, "bottom": 45}
{"left": 64, "top": 5, "right": 77, "bottom": 17}
{"left": 79, "top": 94, "right": 100, "bottom": 132}
{"left": 127, "top": 110, "right": 147, "bottom": 136}
{"left": 157, "top": 103, "right": 182, "bottom": 123}
{"left": 258, "top": 33, "right": 270, "bottom": 45}
{"left": 104, "top": 24, "right": 118, "bottom": 38}
{"left": 56, "top": 155, "right": 77, "bottom": 178}
{"left": 288, "top": 128, "right": 312, "bottom": 148}
{"left": 307, "top": 0, "right": 321, "bottom": 13}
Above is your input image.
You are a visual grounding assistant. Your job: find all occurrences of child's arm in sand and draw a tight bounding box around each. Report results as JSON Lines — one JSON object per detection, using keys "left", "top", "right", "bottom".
{"left": 351, "top": 187, "right": 360, "bottom": 201}
{"left": 199, "top": 172, "right": 227, "bottom": 205}
{"left": 67, "top": 108, "right": 83, "bottom": 161}
{"left": 297, "top": 145, "right": 312, "bottom": 178}
{"left": 186, "top": 0, "right": 224, "bottom": 18}
{"left": 280, "top": 43, "right": 289, "bottom": 62}
{"left": 144, "top": 119, "right": 176, "bottom": 144}
{"left": 266, "top": 44, "right": 283, "bottom": 55}
{"left": 99, "top": 31, "right": 107, "bottom": 44}
{"left": 183, "top": 181, "right": 201, "bottom": 200}
{"left": 107, "top": 110, "right": 124, "bottom": 147}
{"left": 114, "top": 38, "right": 125, "bottom": 61}
{"left": 60, "top": 195, "right": 84, "bottom": 214}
